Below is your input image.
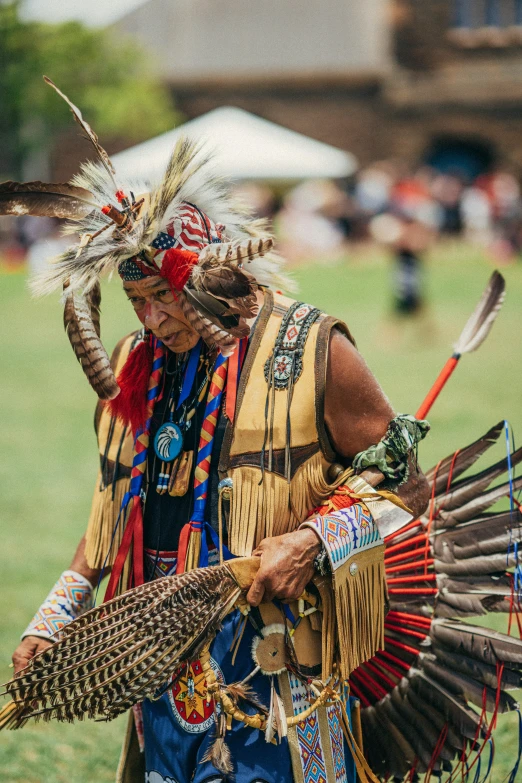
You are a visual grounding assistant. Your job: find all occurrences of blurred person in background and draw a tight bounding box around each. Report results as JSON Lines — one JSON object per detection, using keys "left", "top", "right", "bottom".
{"left": 277, "top": 179, "right": 350, "bottom": 262}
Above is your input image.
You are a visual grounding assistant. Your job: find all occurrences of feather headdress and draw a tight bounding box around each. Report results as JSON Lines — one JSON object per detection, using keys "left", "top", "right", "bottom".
{"left": 0, "top": 78, "right": 288, "bottom": 399}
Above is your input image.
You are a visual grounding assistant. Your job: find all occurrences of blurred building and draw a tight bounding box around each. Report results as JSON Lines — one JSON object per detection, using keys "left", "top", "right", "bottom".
{"left": 113, "top": 0, "right": 522, "bottom": 178}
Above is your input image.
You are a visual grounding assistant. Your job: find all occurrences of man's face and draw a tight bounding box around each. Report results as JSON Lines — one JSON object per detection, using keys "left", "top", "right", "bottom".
{"left": 123, "top": 276, "right": 200, "bottom": 353}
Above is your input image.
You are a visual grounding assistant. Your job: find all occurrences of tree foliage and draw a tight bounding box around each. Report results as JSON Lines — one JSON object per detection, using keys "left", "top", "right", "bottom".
{"left": 0, "top": 1, "right": 180, "bottom": 178}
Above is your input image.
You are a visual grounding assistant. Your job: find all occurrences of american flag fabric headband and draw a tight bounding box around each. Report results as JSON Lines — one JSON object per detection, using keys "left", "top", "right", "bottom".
{"left": 118, "top": 202, "right": 224, "bottom": 283}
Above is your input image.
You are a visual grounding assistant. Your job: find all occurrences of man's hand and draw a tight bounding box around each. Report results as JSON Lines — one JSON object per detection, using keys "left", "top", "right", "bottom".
{"left": 246, "top": 528, "right": 322, "bottom": 606}
{"left": 12, "top": 636, "right": 53, "bottom": 675}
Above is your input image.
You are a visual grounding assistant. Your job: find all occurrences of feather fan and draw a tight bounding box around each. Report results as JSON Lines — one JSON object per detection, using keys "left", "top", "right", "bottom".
{"left": 0, "top": 559, "right": 258, "bottom": 728}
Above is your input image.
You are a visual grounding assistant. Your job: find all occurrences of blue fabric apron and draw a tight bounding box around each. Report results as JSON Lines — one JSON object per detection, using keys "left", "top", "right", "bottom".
{"left": 142, "top": 609, "right": 356, "bottom": 783}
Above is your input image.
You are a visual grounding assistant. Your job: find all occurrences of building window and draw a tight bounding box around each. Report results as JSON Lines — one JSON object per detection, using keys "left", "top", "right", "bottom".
{"left": 451, "top": 0, "right": 522, "bottom": 45}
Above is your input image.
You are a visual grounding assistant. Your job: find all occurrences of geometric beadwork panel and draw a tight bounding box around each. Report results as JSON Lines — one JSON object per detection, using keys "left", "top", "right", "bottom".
{"left": 23, "top": 570, "right": 93, "bottom": 640}
{"left": 326, "top": 704, "right": 348, "bottom": 783}
{"left": 305, "top": 503, "right": 381, "bottom": 570}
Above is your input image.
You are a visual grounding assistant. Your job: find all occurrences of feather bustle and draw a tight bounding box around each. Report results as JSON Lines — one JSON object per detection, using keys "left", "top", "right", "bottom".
{"left": 425, "top": 421, "right": 504, "bottom": 494}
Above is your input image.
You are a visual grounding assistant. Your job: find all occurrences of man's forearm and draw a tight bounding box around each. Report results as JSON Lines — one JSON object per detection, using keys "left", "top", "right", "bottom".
{"left": 69, "top": 535, "right": 106, "bottom": 586}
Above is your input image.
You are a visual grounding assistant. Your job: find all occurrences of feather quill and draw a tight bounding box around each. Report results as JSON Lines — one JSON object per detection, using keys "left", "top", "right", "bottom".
{"left": 453, "top": 271, "right": 506, "bottom": 355}
{"left": 43, "top": 77, "right": 118, "bottom": 187}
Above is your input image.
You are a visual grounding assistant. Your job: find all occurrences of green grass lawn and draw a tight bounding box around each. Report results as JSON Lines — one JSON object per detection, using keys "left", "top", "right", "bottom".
{"left": 1, "top": 242, "right": 521, "bottom": 782}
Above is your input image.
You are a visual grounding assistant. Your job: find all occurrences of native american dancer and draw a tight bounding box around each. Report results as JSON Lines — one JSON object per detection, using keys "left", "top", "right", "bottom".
{"left": 1, "top": 79, "right": 521, "bottom": 783}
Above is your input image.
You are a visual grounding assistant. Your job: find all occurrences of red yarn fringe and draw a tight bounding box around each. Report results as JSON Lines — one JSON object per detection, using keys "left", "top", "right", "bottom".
{"left": 107, "top": 338, "right": 153, "bottom": 434}
{"left": 161, "top": 248, "right": 198, "bottom": 291}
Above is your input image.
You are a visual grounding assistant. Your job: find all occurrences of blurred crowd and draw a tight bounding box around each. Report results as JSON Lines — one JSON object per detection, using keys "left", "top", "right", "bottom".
{"left": 237, "top": 162, "right": 522, "bottom": 264}
{"left": 2, "top": 160, "right": 521, "bottom": 319}
{"left": 235, "top": 162, "right": 522, "bottom": 317}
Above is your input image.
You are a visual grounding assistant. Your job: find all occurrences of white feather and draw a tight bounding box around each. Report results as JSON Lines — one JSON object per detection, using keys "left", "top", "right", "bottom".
{"left": 31, "top": 137, "right": 291, "bottom": 297}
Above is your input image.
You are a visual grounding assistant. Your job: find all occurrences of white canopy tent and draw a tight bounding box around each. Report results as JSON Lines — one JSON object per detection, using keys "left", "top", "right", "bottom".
{"left": 112, "top": 106, "right": 357, "bottom": 183}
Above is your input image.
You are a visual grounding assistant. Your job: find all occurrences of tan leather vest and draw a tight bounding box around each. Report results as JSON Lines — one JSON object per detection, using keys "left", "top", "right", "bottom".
{"left": 85, "top": 289, "right": 353, "bottom": 568}
{"left": 219, "top": 289, "right": 353, "bottom": 555}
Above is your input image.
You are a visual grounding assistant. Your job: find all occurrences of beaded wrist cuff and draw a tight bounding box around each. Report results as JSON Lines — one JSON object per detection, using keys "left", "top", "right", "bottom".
{"left": 302, "top": 504, "right": 382, "bottom": 573}
{"left": 22, "top": 570, "right": 94, "bottom": 640}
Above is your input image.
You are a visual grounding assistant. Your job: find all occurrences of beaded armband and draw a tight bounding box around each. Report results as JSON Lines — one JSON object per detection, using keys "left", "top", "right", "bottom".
{"left": 22, "top": 570, "right": 94, "bottom": 640}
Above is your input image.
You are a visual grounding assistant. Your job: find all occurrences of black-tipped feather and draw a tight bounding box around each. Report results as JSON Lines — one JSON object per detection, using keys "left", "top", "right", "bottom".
{"left": 453, "top": 271, "right": 506, "bottom": 355}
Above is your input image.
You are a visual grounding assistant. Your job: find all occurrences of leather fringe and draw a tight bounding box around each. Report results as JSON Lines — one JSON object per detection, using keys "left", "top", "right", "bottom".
{"left": 85, "top": 473, "right": 131, "bottom": 571}
{"left": 334, "top": 545, "right": 386, "bottom": 680}
{"left": 184, "top": 529, "right": 202, "bottom": 572}
{"left": 228, "top": 451, "right": 338, "bottom": 556}
{"left": 313, "top": 574, "right": 336, "bottom": 681}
